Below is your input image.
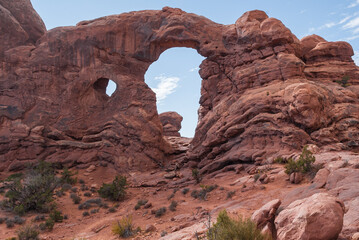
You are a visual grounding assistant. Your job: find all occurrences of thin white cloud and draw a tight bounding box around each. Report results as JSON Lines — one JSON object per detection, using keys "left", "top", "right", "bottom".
{"left": 348, "top": 0, "right": 359, "bottom": 8}
{"left": 189, "top": 67, "right": 199, "bottom": 72}
{"left": 339, "top": 16, "right": 351, "bottom": 24}
{"left": 299, "top": 10, "right": 307, "bottom": 14}
{"left": 344, "top": 34, "right": 359, "bottom": 40}
{"left": 343, "top": 16, "right": 359, "bottom": 29}
{"left": 324, "top": 22, "right": 336, "bottom": 28}
{"left": 152, "top": 75, "right": 180, "bottom": 102}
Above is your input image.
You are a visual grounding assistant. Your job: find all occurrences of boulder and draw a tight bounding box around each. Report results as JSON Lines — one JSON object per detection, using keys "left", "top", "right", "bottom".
{"left": 275, "top": 193, "right": 345, "bottom": 240}
{"left": 159, "top": 112, "right": 183, "bottom": 137}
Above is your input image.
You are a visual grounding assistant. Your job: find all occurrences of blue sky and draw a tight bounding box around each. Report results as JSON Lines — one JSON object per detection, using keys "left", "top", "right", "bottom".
{"left": 31, "top": 0, "right": 359, "bottom": 137}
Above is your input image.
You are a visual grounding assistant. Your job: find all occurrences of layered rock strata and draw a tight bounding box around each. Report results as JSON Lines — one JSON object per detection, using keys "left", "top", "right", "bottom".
{"left": 0, "top": 2, "right": 358, "bottom": 172}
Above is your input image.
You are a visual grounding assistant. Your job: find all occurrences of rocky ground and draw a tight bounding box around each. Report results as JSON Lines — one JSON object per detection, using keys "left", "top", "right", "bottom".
{"left": 0, "top": 137, "right": 358, "bottom": 240}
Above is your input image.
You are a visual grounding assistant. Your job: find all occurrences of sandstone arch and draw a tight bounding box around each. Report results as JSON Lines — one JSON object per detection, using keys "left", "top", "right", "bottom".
{"left": 0, "top": 3, "right": 358, "bottom": 172}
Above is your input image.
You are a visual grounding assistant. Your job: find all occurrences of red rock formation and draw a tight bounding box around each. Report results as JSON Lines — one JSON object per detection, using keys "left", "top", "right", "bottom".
{"left": 159, "top": 112, "right": 183, "bottom": 137}
{"left": 0, "top": 3, "right": 358, "bottom": 172}
{"left": 275, "top": 193, "right": 345, "bottom": 240}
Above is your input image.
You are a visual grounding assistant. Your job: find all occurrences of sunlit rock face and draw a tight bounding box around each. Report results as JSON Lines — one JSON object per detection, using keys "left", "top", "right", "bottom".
{"left": 0, "top": 2, "right": 358, "bottom": 172}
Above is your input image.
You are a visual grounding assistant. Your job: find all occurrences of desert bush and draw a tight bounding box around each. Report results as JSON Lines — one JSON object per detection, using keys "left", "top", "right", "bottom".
{"left": 78, "top": 198, "right": 103, "bottom": 210}
{"left": 90, "top": 208, "right": 99, "bottom": 214}
{"left": 79, "top": 179, "right": 85, "bottom": 184}
{"left": 84, "top": 192, "right": 91, "bottom": 197}
{"left": 61, "top": 183, "right": 72, "bottom": 191}
{"left": 253, "top": 174, "right": 260, "bottom": 182}
{"left": 112, "top": 215, "right": 138, "bottom": 238}
{"left": 285, "top": 146, "right": 315, "bottom": 175}
{"left": 82, "top": 211, "right": 89, "bottom": 217}
{"left": 81, "top": 184, "right": 89, "bottom": 191}
{"left": 49, "top": 210, "right": 63, "bottom": 223}
{"left": 134, "top": 199, "right": 148, "bottom": 210}
{"left": 60, "top": 168, "right": 77, "bottom": 185}
{"left": 182, "top": 188, "right": 190, "bottom": 195}
{"left": 273, "top": 156, "right": 287, "bottom": 164}
{"left": 207, "top": 210, "right": 270, "bottom": 240}
{"left": 192, "top": 168, "right": 202, "bottom": 184}
{"left": 14, "top": 215, "right": 25, "bottom": 225}
{"left": 70, "top": 193, "right": 81, "bottom": 204}
{"left": 201, "top": 184, "right": 217, "bottom": 192}
{"left": 226, "top": 191, "right": 235, "bottom": 199}
{"left": 1, "top": 161, "right": 59, "bottom": 215}
{"left": 98, "top": 175, "right": 127, "bottom": 201}
{"left": 109, "top": 207, "right": 116, "bottom": 213}
{"left": 34, "top": 215, "right": 45, "bottom": 222}
{"left": 39, "top": 217, "right": 54, "bottom": 231}
{"left": 5, "top": 173, "right": 24, "bottom": 182}
{"left": 167, "top": 193, "right": 175, "bottom": 200}
{"left": 169, "top": 201, "right": 177, "bottom": 212}
{"left": 6, "top": 218, "right": 15, "bottom": 228}
{"left": 154, "top": 207, "right": 167, "bottom": 217}
{"left": 17, "top": 225, "right": 39, "bottom": 240}
{"left": 336, "top": 75, "right": 350, "bottom": 87}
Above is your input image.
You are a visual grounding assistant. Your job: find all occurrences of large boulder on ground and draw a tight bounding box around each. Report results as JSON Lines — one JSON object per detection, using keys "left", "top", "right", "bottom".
{"left": 275, "top": 193, "right": 345, "bottom": 240}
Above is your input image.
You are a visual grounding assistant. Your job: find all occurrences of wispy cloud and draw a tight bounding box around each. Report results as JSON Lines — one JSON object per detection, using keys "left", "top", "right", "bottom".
{"left": 152, "top": 75, "right": 180, "bottom": 102}
{"left": 348, "top": 0, "right": 359, "bottom": 8}
{"left": 343, "top": 16, "right": 359, "bottom": 28}
{"left": 189, "top": 67, "right": 199, "bottom": 72}
{"left": 343, "top": 34, "right": 359, "bottom": 40}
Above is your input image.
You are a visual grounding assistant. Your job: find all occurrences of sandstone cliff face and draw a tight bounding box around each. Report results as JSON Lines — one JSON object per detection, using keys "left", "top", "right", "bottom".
{"left": 0, "top": 3, "right": 358, "bottom": 172}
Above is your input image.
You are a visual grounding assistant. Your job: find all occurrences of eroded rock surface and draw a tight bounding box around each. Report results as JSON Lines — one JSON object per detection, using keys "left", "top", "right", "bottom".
{"left": 159, "top": 112, "right": 183, "bottom": 137}
{"left": 276, "top": 193, "right": 345, "bottom": 240}
{"left": 0, "top": 3, "right": 358, "bottom": 172}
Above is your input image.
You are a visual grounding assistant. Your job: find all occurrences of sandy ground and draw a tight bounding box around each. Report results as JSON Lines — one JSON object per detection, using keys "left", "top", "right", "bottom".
{"left": 0, "top": 161, "right": 309, "bottom": 240}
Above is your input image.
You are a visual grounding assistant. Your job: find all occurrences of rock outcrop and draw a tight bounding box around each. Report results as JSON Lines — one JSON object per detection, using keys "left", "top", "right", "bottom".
{"left": 251, "top": 199, "right": 281, "bottom": 238}
{"left": 159, "top": 112, "right": 183, "bottom": 137}
{"left": 0, "top": 2, "right": 358, "bottom": 172}
{"left": 275, "top": 193, "right": 345, "bottom": 240}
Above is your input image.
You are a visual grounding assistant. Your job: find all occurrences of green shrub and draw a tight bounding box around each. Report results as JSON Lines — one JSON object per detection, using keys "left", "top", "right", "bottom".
{"left": 336, "top": 75, "right": 350, "bottom": 87}
{"left": 49, "top": 210, "right": 63, "bottom": 223}
{"left": 98, "top": 175, "right": 127, "bottom": 201}
{"left": 5, "top": 173, "right": 24, "bottom": 182}
{"left": 192, "top": 168, "right": 202, "bottom": 184}
{"left": 17, "top": 225, "right": 39, "bottom": 240}
{"left": 284, "top": 146, "right": 315, "bottom": 175}
{"left": 207, "top": 210, "right": 270, "bottom": 240}
{"left": 253, "top": 174, "right": 260, "bottom": 182}
{"left": 112, "top": 215, "right": 138, "bottom": 238}
{"left": 60, "top": 168, "right": 77, "bottom": 185}
{"left": 273, "top": 157, "right": 287, "bottom": 164}
{"left": 39, "top": 217, "right": 54, "bottom": 231}
{"left": 83, "top": 211, "right": 90, "bottom": 217}
{"left": 1, "top": 160, "right": 59, "bottom": 214}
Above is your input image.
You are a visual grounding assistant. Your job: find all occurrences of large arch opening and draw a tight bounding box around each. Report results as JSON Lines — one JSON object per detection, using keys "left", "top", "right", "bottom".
{"left": 145, "top": 47, "right": 205, "bottom": 138}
